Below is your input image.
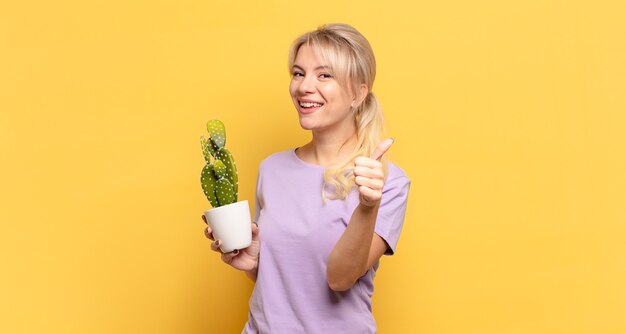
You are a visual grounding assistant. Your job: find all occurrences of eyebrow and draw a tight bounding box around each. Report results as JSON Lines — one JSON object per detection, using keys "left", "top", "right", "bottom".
{"left": 291, "top": 64, "right": 332, "bottom": 71}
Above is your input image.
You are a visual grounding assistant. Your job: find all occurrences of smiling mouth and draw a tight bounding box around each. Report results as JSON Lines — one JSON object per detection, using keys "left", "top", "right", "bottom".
{"left": 299, "top": 101, "right": 324, "bottom": 109}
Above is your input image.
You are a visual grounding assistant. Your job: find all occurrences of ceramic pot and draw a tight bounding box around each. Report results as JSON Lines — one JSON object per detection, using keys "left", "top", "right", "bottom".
{"left": 204, "top": 200, "right": 252, "bottom": 253}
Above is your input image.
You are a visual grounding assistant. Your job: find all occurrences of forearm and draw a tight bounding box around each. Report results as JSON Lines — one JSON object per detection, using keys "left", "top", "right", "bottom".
{"left": 327, "top": 203, "right": 379, "bottom": 291}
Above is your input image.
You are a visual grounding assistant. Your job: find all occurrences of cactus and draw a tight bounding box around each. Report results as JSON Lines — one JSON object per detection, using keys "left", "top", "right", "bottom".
{"left": 200, "top": 119, "right": 239, "bottom": 208}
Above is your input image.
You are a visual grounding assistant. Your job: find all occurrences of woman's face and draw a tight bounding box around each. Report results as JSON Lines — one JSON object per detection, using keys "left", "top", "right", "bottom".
{"left": 289, "top": 44, "right": 357, "bottom": 134}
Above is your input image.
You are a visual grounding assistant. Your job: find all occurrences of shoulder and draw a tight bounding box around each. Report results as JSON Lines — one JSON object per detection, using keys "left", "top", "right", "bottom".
{"left": 258, "top": 148, "right": 297, "bottom": 171}
{"left": 379, "top": 161, "right": 411, "bottom": 215}
{"left": 385, "top": 161, "right": 411, "bottom": 188}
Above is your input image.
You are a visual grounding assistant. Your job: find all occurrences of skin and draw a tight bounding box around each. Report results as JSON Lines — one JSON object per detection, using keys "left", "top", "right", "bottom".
{"left": 203, "top": 44, "right": 393, "bottom": 291}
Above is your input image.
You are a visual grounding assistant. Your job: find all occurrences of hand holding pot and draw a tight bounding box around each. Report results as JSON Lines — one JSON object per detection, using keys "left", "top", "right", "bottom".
{"left": 203, "top": 215, "right": 260, "bottom": 272}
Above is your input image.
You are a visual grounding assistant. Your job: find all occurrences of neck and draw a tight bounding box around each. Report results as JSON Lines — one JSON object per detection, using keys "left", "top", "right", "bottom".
{"left": 298, "top": 126, "right": 358, "bottom": 166}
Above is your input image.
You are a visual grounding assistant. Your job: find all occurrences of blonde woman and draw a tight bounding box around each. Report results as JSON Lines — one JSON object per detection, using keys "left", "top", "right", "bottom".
{"left": 202, "top": 23, "right": 410, "bottom": 333}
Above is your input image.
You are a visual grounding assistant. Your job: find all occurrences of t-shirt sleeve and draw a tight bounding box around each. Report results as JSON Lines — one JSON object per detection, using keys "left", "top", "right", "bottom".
{"left": 374, "top": 172, "right": 411, "bottom": 255}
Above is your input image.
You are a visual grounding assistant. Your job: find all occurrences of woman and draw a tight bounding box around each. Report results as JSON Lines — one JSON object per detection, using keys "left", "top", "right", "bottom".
{"left": 202, "top": 23, "right": 410, "bottom": 333}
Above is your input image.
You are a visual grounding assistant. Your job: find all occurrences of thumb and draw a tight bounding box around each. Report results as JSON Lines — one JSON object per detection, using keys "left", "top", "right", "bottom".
{"left": 371, "top": 138, "right": 394, "bottom": 161}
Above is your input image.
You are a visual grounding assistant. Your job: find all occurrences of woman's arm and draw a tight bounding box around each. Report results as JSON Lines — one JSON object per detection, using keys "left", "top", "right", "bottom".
{"left": 327, "top": 203, "right": 389, "bottom": 291}
{"left": 327, "top": 139, "right": 394, "bottom": 291}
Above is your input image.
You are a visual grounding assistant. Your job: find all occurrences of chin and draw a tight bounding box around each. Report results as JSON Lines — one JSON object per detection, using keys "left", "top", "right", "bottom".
{"left": 298, "top": 120, "right": 316, "bottom": 131}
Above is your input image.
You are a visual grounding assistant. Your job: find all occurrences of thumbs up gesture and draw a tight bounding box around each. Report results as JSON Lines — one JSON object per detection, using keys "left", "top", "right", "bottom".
{"left": 354, "top": 138, "right": 394, "bottom": 207}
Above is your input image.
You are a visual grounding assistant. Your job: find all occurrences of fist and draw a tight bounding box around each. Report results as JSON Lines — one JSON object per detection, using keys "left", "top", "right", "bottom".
{"left": 354, "top": 139, "right": 394, "bottom": 207}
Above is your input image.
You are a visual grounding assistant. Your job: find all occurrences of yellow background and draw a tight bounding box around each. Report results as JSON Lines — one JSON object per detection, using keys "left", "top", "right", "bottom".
{"left": 1, "top": 0, "right": 625, "bottom": 333}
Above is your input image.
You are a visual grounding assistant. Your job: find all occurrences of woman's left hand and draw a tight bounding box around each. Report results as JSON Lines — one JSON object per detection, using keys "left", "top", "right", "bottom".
{"left": 354, "top": 138, "right": 394, "bottom": 207}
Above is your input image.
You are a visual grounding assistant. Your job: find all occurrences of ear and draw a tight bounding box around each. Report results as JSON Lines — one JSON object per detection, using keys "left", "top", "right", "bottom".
{"left": 351, "top": 84, "right": 369, "bottom": 108}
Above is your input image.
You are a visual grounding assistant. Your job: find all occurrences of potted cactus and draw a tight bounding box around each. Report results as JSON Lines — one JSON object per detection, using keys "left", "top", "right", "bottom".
{"left": 201, "top": 119, "right": 251, "bottom": 253}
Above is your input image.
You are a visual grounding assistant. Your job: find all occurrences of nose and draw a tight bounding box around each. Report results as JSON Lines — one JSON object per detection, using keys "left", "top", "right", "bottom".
{"left": 298, "top": 74, "right": 316, "bottom": 94}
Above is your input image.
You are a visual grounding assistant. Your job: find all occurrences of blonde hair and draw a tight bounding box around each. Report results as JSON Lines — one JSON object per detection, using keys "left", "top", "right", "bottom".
{"left": 288, "top": 23, "right": 388, "bottom": 200}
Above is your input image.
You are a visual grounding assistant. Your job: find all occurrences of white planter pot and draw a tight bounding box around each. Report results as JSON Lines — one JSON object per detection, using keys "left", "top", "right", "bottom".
{"left": 204, "top": 200, "right": 252, "bottom": 253}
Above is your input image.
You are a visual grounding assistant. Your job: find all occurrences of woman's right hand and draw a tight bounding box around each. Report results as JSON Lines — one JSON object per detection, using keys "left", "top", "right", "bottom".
{"left": 202, "top": 215, "right": 260, "bottom": 272}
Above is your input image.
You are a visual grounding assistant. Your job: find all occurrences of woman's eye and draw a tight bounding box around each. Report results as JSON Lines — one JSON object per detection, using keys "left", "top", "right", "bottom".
{"left": 292, "top": 71, "right": 304, "bottom": 77}
{"left": 320, "top": 73, "right": 333, "bottom": 79}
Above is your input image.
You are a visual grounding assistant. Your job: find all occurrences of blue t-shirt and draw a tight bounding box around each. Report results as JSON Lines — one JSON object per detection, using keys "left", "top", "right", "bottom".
{"left": 243, "top": 149, "right": 410, "bottom": 334}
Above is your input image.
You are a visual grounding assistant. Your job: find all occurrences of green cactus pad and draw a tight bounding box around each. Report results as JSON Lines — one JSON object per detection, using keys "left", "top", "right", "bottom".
{"left": 200, "top": 136, "right": 211, "bottom": 163}
{"left": 215, "top": 178, "right": 236, "bottom": 206}
{"left": 200, "top": 164, "right": 219, "bottom": 208}
{"left": 215, "top": 148, "right": 238, "bottom": 197}
{"left": 213, "top": 160, "right": 227, "bottom": 180}
{"left": 207, "top": 120, "right": 226, "bottom": 150}
{"left": 200, "top": 119, "right": 239, "bottom": 208}
{"left": 207, "top": 138, "right": 218, "bottom": 159}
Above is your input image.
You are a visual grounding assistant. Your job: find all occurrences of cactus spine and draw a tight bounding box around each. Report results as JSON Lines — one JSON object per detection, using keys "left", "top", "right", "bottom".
{"left": 200, "top": 120, "right": 239, "bottom": 208}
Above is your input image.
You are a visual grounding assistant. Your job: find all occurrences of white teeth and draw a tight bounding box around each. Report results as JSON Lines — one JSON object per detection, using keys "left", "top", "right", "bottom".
{"left": 300, "top": 101, "right": 323, "bottom": 108}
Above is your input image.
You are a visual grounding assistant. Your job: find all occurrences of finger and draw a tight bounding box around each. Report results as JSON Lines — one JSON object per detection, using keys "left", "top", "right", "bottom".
{"left": 251, "top": 222, "right": 259, "bottom": 237}
{"left": 354, "top": 157, "right": 383, "bottom": 169}
{"left": 221, "top": 250, "right": 239, "bottom": 263}
{"left": 355, "top": 176, "right": 384, "bottom": 190}
{"left": 353, "top": 165, "right": 384, "bottom": 179}
{"left": 210, "top": 239, "right": 223, "bottom": 253}
{"left": 204, "top": 226, "right": 215, "bottom": 241}
{"left": 371, "top": 138, "right": 394, "bottom": 161}
{"left": 202, "top": 214, "right": 207, "bottom": 224}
